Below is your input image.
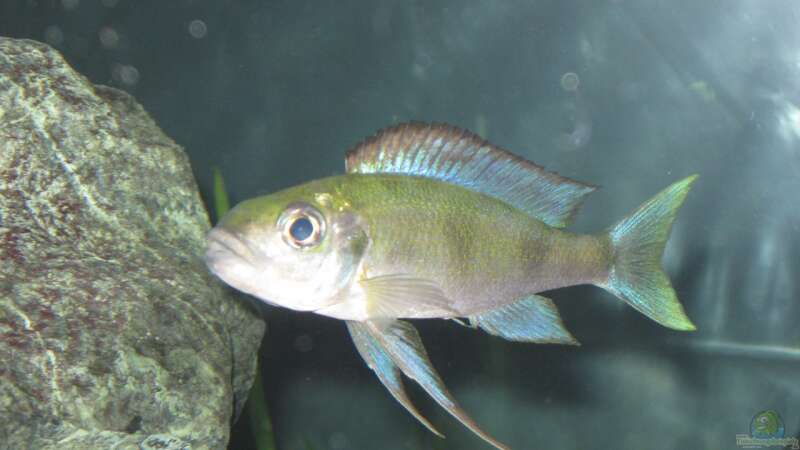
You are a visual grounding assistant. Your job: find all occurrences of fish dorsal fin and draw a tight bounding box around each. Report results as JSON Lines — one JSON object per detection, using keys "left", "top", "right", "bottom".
{"left": 345, "top": 122, "right": 596, "bottom": 227}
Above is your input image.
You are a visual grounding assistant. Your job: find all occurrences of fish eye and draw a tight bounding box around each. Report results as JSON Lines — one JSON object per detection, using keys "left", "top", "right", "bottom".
{"left": 290, "top": 217, "right": 313, "bottom": 241}
{"left": 278, "top": 203, "right": 325, "bottom": 249}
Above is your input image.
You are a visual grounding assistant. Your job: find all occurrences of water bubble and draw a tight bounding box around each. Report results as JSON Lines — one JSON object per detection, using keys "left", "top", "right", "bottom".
{"left": 188, "top": 20, "right": 207, "bottom": 39}
{"left": 43, "top": 26, "right": 64, "bottom": 46}
{"left": 61, "top": 0, "right": 79, "bottom": 10}
{"left": 560, "top": 72, "right": 580, "bottom": 92}
{"left": 120, "top": 66, "right": 139, "bottom": 86}
{"left": 113, "top": 63, "right": 140, "bottom": 86}
{"left": 99, "top": 26, "right": 119, "bottom": 49}
{"left": 293, "top": 334, "right": 313, "bottom": 353}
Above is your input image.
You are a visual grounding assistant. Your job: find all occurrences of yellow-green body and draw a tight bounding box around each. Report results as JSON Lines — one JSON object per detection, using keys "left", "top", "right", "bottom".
{"left": 220, "top": 171, "right": 612, "bottom": 320}
{"left": 312, "top": 173, "right": 610, "bottom": 316}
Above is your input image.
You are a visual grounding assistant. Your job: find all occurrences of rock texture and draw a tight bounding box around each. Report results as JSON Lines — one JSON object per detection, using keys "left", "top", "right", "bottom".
{"left": 0, "top": 38, "right": 265, "bottom": 449}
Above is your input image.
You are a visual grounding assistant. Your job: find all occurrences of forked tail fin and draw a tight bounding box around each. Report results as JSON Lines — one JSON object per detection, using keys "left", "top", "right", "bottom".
{"left": 599, "top": 175, "right": 698, "bottom": 330}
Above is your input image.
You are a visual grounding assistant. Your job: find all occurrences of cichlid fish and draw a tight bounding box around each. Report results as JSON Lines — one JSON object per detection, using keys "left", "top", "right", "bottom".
{"left": 205, "top": 123, "right": 697, "bottom": 450}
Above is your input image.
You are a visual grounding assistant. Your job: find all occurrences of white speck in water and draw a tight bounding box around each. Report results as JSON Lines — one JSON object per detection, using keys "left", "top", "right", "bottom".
{"left": 188, "top": 19, "right": 208, "bottom": 39}
{"left": 293, "top": 334, "right": 313, "bottom": 353}
{"left": 44, "top": 26, "right": 64, "bottom": 46}
{"left": 329, "top": 432, "right": 349, "bottom": 450}
{"left": 61, "top": 0, "right": 80, "bottom": 10}
{"left": 99, "top": 26, "right": 119, "bottom": 49}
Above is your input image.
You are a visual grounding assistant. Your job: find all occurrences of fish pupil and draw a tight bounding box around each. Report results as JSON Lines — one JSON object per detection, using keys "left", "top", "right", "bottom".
{"left": 290, "top": 217, "right": 314, "bottom": 241}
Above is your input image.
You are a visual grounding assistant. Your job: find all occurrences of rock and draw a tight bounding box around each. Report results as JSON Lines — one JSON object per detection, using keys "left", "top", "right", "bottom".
{"left": 0, "top": 38, "right": 265, "bottom": 449}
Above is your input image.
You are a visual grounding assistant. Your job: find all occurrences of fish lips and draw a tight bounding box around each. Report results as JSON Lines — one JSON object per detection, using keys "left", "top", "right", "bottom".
{"left": 205, "top": 227, "right": 319, "bottom": 311}
{"left": 205, "top": 227, "right": 259, "bottom": 278}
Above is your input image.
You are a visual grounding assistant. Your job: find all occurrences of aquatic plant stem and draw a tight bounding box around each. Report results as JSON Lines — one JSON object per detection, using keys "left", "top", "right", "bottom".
{"left": 212, "top": 167, "right": 231, "bottom": 223}
{"left": 247, "top": 358, "right": 277, "bottom": 450}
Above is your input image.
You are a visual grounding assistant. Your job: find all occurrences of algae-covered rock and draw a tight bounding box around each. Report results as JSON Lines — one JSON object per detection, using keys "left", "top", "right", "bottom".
{"left": 0, "top": 38, "right": 265, "bottom": 450}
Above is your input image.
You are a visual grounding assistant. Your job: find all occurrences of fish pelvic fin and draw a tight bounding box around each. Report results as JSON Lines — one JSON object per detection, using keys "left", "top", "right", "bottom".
{"left": 346, "top": 321, "right": 444, "bottom": 438}
{"left": 599, "top": 175, "right": 698, "bottom": 331}
{"left": 347, "top": 319, "right": 511, "bottom": 450}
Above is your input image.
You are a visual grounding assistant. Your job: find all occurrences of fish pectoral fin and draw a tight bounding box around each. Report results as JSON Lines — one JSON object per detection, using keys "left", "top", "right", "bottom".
{"left": 355, "top": 319, "right": 510, "bottom": 450}
{"left": 360, "top": 274, "right": 457, "bottom": 319}
{"left": 469, "top": 295, "right": 579, "bottom": 345}
{"left": 346, "top": 321, "right": 444, "bottom": 437}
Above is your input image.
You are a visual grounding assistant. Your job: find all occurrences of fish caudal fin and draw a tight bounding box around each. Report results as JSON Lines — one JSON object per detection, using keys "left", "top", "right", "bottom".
{"left": 599, "top": 175, "right": 698, "bottom": 331}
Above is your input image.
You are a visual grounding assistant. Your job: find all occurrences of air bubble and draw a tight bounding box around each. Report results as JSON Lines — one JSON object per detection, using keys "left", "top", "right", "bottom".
{"left": 113, "top": 63, "right": 140, "bottom": 86}
{"left": 99, "top": 26, "right": 119, "bottom": 49}
{"left": 44, "top": 26, "right": 64, "bottom": 46}
{"left": 120, "top": 66, "right": 139, "bottom": 86}
{"left": 560, "top": 72, "right": 580, "bottom": 92}
{"left": 188, "top": 20, "right": 208, "bottom": 39}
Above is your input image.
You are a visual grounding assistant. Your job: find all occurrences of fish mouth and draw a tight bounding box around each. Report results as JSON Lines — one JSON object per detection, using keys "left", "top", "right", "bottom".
{"left": 205, "top": 228, "right": 257, "bottom": 271}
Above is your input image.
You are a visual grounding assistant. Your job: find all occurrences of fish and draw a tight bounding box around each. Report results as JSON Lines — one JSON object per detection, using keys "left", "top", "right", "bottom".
{"left": 205, "top": 122, "right": 697, "bottom": 450}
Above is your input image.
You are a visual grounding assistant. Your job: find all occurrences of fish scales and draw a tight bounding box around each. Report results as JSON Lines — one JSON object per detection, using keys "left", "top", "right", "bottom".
{"left": 332, "top": 173, "right": 611, "bottom": 315}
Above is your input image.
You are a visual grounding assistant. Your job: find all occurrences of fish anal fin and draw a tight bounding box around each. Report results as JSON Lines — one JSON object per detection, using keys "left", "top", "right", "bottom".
{"left": 345, "top": 122, "right": 596, "bottom": 227}
{"left": 363, "top": 319, "right": 511, "bottom": 450}
{"left": 470, "top": 294, "right": 579, "bottom": 345}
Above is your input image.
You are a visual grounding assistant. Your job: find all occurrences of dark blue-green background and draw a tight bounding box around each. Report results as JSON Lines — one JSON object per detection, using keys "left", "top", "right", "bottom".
{"left": 3, "top": 1, "right": 799, "bottom": 449}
